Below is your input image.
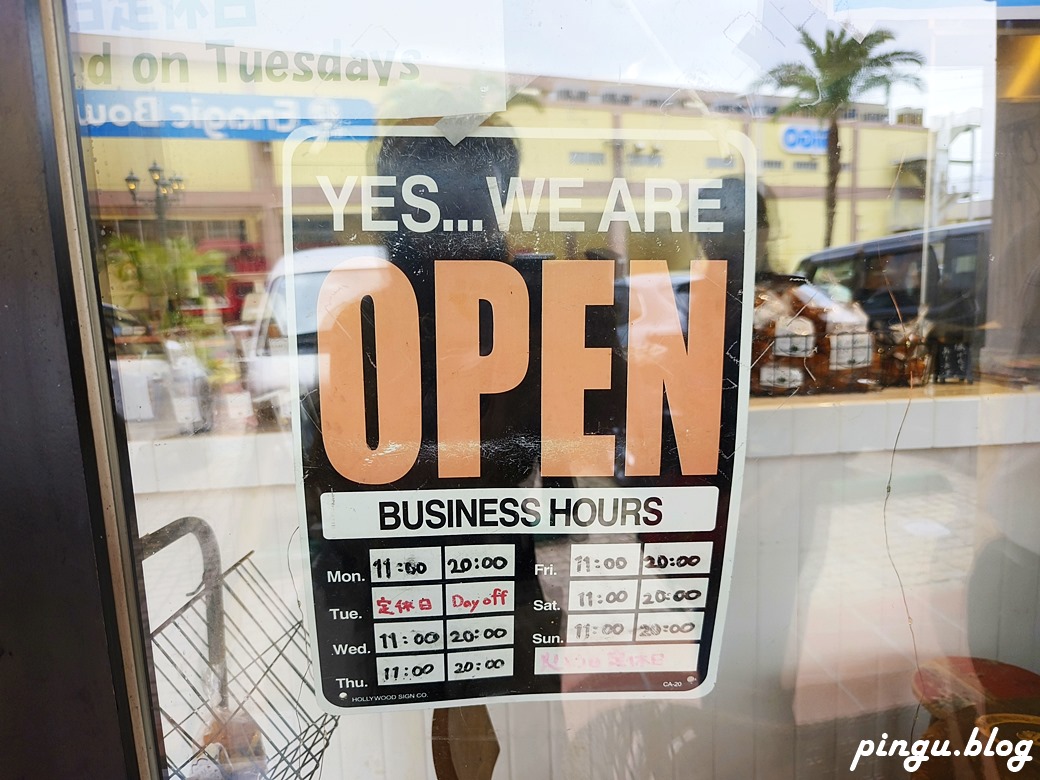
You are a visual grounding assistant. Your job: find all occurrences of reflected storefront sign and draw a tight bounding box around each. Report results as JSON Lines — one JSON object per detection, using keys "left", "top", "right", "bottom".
{"left": 780, "top": 126, "right": 829, "bottom": 155}
{"left": 76, "top": 90, "right": 375, "bottom": 140}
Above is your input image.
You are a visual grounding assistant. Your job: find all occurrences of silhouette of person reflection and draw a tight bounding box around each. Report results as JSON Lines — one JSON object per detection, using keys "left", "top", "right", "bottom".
{"left": 371, "top": 128, "right": 543, "bottom": 490}
{"left": 302, "top": 128, "right": 541, "bottom": 491}
{"left": 302, "top": 124, "right": 561, "bottom": 701}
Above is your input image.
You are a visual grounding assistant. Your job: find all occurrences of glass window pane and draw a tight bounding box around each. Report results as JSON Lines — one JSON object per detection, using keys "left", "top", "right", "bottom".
{"left": 55, "top": 2, "right": 1040, "bottom": 777}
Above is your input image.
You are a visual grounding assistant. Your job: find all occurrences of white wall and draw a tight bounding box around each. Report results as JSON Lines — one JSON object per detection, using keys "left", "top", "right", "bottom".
{"left": 128, "top": 386, "right": 1040, "bottom": 778}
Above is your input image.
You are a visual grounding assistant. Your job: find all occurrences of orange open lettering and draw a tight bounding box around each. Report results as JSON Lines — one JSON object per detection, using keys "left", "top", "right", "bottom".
{"left": 435, "top": 261, "right": 530, "bottom": 478}
{"left": 317, "top": 258, "right": 727, "bottom": 484}
{"left": 317, "top": 258, "right": 422, "bottom": 484}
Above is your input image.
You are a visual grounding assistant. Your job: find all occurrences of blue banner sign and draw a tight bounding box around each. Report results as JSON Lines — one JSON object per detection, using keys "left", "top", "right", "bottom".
{"left": 781, "top": 126, "right": 828, "bottom": 155}
{"left": 837, "top": 0, "right": 988, "bottom": 8}
{"left": 77, "top": 90, "right": 375, "bottom": 140}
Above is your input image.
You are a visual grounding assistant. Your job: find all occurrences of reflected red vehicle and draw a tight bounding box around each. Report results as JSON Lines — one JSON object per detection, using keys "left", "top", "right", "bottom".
{"left": 195, "top": 240, "right": 269, "bottom": 322}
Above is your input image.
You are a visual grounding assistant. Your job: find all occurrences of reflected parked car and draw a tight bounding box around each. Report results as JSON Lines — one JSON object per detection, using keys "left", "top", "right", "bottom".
{"left": 795, "top": 220, "right": 990, "bottom": 332}
{"left": 245, "top": 246, "right": 388, "bottom": 428}
{"left": 103, "top": 304, "right": 215, "bottom": 438}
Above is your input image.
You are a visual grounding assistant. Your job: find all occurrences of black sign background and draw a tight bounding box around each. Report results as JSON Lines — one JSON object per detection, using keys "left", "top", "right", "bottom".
{"left": 287, "top": 126, "right": 753, "bottom": 711}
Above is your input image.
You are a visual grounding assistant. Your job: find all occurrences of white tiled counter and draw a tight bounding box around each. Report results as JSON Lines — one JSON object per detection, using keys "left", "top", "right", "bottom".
{"left": 747, "top": 382, "right": 1040, "bottom": 458}
{"left": 124, "top": 382, "right": 1040, "bottom": 493}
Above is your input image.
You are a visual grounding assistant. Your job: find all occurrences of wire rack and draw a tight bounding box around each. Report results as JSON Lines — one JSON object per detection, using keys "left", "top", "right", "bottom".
{"left": 141, "top": 518, "right": 338, "bottom": 780}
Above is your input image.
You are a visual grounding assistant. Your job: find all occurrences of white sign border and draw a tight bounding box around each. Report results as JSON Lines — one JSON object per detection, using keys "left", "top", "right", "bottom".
{"left": 283, "top": 122, "right": 756, "bottom": 715}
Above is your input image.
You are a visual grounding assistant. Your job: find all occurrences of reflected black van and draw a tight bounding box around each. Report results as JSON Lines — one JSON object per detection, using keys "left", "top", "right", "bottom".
{"left": 794, "top": 220, "right": 990, "bottom": 334}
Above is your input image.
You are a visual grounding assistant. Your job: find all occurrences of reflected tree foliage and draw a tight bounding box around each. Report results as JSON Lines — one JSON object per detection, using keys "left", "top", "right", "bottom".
{"left": 756, "top": 28, "right": 924, "bottom": 248}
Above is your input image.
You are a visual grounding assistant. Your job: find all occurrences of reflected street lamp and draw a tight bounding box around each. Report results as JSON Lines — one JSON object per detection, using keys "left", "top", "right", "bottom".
{"left": 125, "top": 161, "right": 185, "bottom": 244}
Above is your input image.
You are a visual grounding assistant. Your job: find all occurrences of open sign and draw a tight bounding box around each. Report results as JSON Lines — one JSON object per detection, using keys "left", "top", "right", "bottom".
{"left": 289, "top": 125, "right": 753, "bottom": 713}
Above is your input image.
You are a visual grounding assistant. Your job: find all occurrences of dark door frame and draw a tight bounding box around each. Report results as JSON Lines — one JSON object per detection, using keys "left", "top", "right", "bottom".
{"left": 0, "top": 0, "right": 143, "bottom": 776}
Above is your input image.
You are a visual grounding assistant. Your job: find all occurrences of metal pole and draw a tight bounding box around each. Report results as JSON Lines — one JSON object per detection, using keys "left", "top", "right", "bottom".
{"left": 137, "top": 516, "right": 228, "bottom": 707}
{"left": 155, "top": 185, "right": 168, "bottom": 246}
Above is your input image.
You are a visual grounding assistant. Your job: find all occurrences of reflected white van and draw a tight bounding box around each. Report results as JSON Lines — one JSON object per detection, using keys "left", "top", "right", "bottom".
{"left": 246, "top": 245, "right": 388, "bottom": 427}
